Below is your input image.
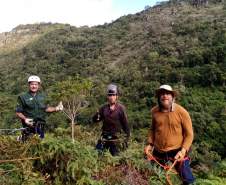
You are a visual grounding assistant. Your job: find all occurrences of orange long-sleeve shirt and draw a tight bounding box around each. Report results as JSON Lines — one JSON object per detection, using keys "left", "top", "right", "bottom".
{"left": 148, "top": 103, "right": 194, "bottom": 152}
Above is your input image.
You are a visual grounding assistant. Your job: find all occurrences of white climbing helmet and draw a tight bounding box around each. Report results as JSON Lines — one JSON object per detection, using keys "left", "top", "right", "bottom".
{"left": 28, "top": 75, "right": 41, "bottom": 83}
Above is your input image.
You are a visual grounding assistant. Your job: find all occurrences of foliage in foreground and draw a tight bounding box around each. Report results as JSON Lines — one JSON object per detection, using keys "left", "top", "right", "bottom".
{"left": 0, "top": 127, "right": 226, "bottom": 185}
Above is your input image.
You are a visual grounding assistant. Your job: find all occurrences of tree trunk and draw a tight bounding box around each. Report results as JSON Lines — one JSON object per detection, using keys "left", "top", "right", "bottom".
{"left": 71, "top": 120, "right": 75, "bottom": 143}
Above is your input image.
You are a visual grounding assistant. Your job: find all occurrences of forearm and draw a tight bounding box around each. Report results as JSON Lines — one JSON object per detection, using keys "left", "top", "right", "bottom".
{"left": 182, "top": 132, "right": 193, "bottom": 151}
{"left": 147, "top": 129, "right": 154, "bottom": 145}
{"left": 120, "top": 109, "right": 130, "bottom": 137}
{"left": 123, "top": 125, "right": 130, "bottom": 138}
{"left": 148, "top": 115, "right": 155, "bottom": 146}
{"left": 145, "top": 129, "right": 154, "bottom": 155}
{"left": 16, "top": 112, "right": 26, "bottom": 121}
{"left": 121, "top": 118, "right": 130, "bottom": 137}
{"left": 45, "top": 106, "right": 57, "bottom": 113}
{"left": 182, "top": 122, "right": 194, "bottom": 151}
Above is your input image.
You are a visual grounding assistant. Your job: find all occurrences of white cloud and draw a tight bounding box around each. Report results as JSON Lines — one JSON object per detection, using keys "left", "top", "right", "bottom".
{"left": 0, "top": 0, "right": 121, "bottom": 32}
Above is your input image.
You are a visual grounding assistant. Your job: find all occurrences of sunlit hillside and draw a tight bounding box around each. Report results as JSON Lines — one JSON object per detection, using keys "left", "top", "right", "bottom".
{"left": 0, "top": 0, "right": 226, "bottom": 184}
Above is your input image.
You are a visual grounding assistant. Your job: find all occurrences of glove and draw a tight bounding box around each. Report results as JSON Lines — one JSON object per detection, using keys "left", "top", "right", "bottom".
{"left": 25, "top": 118, "right": 34, "bottom": 127}
{"left": 93, "top": 111, "right": 101, "bottom": 122}
{"left": 56, "top": 101, "right": 63, "bottom": 111}
{"left": 96, "top": 111, "right": 100, "bottom": 121}
{"left": 175, "top": 148, "right": 186, "bottom": 161}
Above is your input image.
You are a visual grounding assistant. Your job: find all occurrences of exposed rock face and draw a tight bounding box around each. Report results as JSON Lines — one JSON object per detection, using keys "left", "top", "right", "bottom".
{"left": 0, "top": 23, "right": 62, "bottom": 54}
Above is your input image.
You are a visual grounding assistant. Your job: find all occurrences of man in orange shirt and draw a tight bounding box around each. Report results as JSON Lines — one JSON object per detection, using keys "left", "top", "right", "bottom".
{"left": 144, "top": 85, "right": 195, "bottom": 185}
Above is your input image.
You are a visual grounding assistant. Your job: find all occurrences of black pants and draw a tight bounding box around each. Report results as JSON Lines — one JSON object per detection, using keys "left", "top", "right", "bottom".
{"left": 22, "top": 121, "right": 45, "bottom": 141}
{"left": 96, "top": 133, "right": 120, "bottom": 156}
{"left": 153, "top": 148, "right": 195, "bottom": 185}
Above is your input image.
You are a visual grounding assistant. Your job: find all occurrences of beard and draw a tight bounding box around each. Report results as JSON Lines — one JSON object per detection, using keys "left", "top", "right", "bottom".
{"left": 160, "top": 99, "right": 173, "bottom": 110}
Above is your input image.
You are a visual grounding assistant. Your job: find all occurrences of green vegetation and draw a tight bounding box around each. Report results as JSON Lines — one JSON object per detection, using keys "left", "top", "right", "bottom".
{"left": 0, "top": 0, "right": 226, "bottom": 184}
{"left": 1, "top": 128, "right": 226, "bottom": 184}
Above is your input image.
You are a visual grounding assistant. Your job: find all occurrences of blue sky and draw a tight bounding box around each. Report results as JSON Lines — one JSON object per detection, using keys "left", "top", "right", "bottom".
{"left": 112, "top": 0, "right": 163, "bottom": 15}
{"left": 0, "top": 0, "right": 166, "bottom": 33}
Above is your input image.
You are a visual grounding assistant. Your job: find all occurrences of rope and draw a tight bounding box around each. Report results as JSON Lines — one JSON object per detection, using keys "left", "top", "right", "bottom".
{"left": 146, "top": 152, "right": 178, "bottom": 185}
{"left": 0, "top": 156, "right": 40, "bottom": 164}
{"left": 0, "top": 128, "right": 25, "bottom": 131}
{"left": 0, "top": 127, "right": 26, "bottom": 134}
{"left": 166, "top": 160, "right": 178, "bottom": 185}
{"left": 0, "top": 168, "right": 19, "bottom": 175}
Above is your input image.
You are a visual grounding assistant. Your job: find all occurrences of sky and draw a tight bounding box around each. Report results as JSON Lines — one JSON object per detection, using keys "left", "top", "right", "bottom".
{"left": 0, "top": 0, "right": 166, "bottom": 33}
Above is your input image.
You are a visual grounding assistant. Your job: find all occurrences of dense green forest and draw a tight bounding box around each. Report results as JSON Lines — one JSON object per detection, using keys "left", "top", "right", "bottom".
{"left": 0, "top": 0, "right": 226, "bottom": 184}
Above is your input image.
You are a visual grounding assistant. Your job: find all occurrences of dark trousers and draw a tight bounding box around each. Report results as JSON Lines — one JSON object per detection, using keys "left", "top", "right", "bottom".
{"left": 153, "top": 148, "right": 195, "bottom": 185}
{"left": 96, "top": 139, "right": 119, "bottom": 156}
{"left": 96, "top": 133, "right": 120, "bottom": 156}
{"left": 22, "top": 121, "right": 45, "bottom": 141}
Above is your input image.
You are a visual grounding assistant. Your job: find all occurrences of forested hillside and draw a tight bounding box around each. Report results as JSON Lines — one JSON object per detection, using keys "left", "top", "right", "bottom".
{"left": 0, "top": 0, "right": 226, "bottom": 184}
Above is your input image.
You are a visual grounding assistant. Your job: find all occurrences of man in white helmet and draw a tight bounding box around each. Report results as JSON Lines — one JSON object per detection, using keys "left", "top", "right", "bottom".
{"left": 144, "top": 84, "right": 195, "bottom": 185}
{"left": 16, "top": 75, "right": 63, "bottom": 141}
{"left": 92, "top": 84, "right": 130, "bottom": 156}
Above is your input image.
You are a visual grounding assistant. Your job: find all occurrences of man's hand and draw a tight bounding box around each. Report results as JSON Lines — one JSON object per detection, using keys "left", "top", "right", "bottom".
{"left": 92, "top": 110, "right": 101, "bottom": 123}
{"left": 56, "top": 101, "right": 64, "bottom": 111}
{"left": 25, "top": 118, "right": 34, "bottom": 127}
{"left": 175, "top": 148, "right": 186, "bottom": 161}
{"left": 124, "top": 136, "right": 130, "bottom": 148}
{"left": 96, "top": 111, "right": 100, "bottom": 121}
{"left": 144, "top": 144, "right": 153, "bottom": 156}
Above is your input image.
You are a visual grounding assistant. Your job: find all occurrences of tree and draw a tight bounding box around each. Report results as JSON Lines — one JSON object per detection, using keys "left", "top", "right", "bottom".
{"left": 49, "top": 77, "right": 92, "bottom": 142}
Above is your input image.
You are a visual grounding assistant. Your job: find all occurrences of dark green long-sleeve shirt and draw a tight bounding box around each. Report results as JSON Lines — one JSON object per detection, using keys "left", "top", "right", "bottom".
{"left": 16, "top": 91, "right": 47, "bottom": 122}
